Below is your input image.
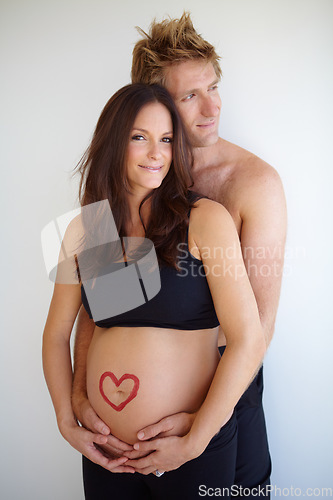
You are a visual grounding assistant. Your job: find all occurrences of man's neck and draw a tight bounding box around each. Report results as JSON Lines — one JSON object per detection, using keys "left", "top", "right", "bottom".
{"left": 190, "top": 137, "right": 241, "bottom": 203}
{"left": 192, "top": 137, "right": 228, "bottom": 172}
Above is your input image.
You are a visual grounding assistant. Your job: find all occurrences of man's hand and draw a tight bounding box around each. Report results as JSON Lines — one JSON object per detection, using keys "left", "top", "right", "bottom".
{"left": 125, "top": 434, "right": 200, "bottom": 475}
{"left": 59, "top": 418, "right": 135, "bottom": 473}
{"left": 136, "top": 411, "right": 195, "bottom": 441}
{"left": 122, "top": 412, "right": 195, "bottom": 462}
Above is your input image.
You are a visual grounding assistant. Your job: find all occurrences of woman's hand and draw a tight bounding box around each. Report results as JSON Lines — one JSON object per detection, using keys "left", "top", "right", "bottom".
{"left": 72, "top": 393, "right": 136, "bottom": 460}
{"left": 59, "top": 417, "right": 136, "bottom": 473}
{"left": 124, "top": 434, "right": 202, "bottom": 475}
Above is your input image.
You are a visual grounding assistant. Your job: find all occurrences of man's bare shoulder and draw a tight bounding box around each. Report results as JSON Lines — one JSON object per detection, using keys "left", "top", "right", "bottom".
{"left": 192, "top": 138, "right": 285, "bottom": 228}
{"left": 214, "top": 139, "right": 284, "bottom": 213}
{"left": 219, "top": 138, "right": 281, "bottom": 187}
{"left": 192, "top": 138, "right": 282, "bottom": 202}
{"left": 218, "top": 140, "right": 286, "bottom": 231}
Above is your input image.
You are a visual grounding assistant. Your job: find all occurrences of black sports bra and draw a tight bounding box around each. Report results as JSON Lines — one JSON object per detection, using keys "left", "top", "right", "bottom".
{"left": 81, "top": 230, "right": 219, "bottom": 331}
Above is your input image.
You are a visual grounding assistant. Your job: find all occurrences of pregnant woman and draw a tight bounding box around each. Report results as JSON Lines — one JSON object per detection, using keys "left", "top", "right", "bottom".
{"left": 42, "top": 83, "right": 266, "bottom": 500}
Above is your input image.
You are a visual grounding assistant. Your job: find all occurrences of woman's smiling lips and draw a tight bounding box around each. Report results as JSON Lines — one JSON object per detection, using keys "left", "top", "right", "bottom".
{"left": 138, "top": 164, "right": 164, "bottom": 172}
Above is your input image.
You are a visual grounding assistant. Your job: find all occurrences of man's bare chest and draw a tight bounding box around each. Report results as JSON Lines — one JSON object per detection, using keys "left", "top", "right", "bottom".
{"left": 192, "top": 169, "right": 242, "bottom": 234}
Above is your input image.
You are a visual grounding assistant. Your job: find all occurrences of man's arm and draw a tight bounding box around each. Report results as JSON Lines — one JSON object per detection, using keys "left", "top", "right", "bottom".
{"left": 239, "top": 162, "right": 287, "bottom": 346}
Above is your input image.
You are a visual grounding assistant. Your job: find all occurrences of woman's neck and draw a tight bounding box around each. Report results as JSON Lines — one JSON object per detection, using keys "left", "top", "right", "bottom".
{"left": 126, "top": 192, "right": 151, "bottom": 237}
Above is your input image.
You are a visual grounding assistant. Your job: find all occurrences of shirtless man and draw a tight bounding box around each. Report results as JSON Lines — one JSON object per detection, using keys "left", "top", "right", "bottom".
{"left": 69, "top": 12, "right": 287, "bottom": 493}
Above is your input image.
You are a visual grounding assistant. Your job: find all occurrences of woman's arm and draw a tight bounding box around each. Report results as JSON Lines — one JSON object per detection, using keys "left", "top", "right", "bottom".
{"left": 185, "top": 199, "right": 266, "bottom": 450}
{"left": 72, "top": 307, "right": 109, "bottom": 434}
{"left": 72, "top": 307, "right": 136, "bottom": 458}
{"left": 42, "top": 283, "right": 134, "bottom": 472}
{"left": 126, "top": 199, "right": 266, "bottom": 473}
{"left": 43, "top": 284, "right": 82, "bottom": 431}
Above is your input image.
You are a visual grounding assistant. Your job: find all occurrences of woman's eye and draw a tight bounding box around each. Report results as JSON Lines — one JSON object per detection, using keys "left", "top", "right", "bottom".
{"left": 132, "top": 134, "right": 145, "bottom": 141}
{"left": 162, "top": 137, "right": 173, "bottom": 143}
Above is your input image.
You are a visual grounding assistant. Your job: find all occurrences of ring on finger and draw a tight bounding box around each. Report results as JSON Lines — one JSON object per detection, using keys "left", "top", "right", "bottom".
{"left": 155, "top": 469, "right": 165, "bottom": 477}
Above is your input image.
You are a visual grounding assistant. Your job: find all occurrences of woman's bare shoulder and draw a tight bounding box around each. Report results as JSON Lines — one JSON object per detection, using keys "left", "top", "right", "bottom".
{"left": 190, "top": 198, "right": 238, "bottom": 247}
{"left": 192, "top": 198, "right": 234, "bottom": 226}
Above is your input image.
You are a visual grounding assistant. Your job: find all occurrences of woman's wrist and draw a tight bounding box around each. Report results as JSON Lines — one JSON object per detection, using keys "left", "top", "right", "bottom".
{"left": 57, "top": 411, "right": 79, "bottom": 439}
{"left": 185, "top": 410, "right": 229, "bottom": 459}
{"left": 183, "top": 429, "right": 210, "bottom": 461}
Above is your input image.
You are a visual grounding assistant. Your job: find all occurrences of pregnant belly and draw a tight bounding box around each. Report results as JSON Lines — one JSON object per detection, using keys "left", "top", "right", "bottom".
{"left": 86, "top": 326, "right": 219, "bottom": 444}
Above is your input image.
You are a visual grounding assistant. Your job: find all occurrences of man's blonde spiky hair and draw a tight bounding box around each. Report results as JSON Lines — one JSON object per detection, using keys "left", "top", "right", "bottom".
{"left": 131, "top": 12, "right": 222, "bottom": 86}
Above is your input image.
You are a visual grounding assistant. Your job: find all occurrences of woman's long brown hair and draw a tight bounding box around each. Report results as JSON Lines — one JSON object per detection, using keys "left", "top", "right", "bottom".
{"left": 76, "top": 83, "right": 199, "bottom": 268}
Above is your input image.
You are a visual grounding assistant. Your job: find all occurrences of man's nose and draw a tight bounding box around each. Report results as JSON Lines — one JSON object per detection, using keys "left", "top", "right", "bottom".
{"left": 201, "top": 95, "right": 220, "bottom": 118}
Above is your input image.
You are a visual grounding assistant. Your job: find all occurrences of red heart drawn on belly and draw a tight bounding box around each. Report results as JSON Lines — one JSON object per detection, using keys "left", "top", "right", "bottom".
{"left": 99, "top": 372, "right": 140, "bottom": 412}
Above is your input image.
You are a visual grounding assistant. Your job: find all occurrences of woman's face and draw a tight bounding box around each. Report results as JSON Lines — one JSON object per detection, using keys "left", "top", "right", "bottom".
{"left": 126, "top": 102, "right": 173, "bottom": 196}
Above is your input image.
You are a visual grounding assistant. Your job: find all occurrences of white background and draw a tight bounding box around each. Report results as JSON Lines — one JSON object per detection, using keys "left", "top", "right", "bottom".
{"left": 1, "top": 0, "right": 332, "bottom": 498}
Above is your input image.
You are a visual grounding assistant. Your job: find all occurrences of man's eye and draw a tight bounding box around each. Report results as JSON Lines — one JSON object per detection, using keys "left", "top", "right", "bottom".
{"left": 209, "top": 85, "right": 218, "bottom": 91}
{"left": 183, "top": 93, "right": 195, "bottom": 101}
{"left": 162, "top": 137, "right": 173, "bottom": 143}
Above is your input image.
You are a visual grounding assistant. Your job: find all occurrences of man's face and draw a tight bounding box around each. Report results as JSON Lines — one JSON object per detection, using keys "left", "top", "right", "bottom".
{"left": 163, "top": 60, "right": 221, "bottom": 148}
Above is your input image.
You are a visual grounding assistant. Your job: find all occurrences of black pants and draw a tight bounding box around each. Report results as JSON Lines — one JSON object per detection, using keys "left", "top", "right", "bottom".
{"left": 83, "top": 411, "right": 237, "bottom": 499}
{"left": 219, "top": 346, "right": 272, "bottom": 497}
